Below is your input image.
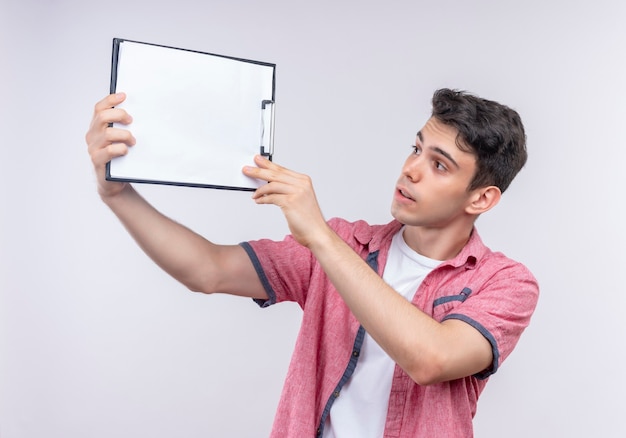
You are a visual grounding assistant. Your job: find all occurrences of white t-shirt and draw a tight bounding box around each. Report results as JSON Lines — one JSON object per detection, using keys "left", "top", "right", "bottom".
{"left": 324, "top": 227, "right": 440, "bottom": 438}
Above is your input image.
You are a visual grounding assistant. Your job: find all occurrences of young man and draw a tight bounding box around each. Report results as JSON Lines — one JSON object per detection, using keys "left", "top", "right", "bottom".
{"left": 86, "top": 88, "right": 539, "bottom": 437}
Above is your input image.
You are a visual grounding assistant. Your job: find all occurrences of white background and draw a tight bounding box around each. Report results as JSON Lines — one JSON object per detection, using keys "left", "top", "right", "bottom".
{"left": 1, "top": 1, "right": 625, "bottom": 437}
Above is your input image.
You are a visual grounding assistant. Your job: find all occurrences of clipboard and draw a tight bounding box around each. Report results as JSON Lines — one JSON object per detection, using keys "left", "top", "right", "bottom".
{"left": 106, "top": 38, "right": 276, "bottom": 191}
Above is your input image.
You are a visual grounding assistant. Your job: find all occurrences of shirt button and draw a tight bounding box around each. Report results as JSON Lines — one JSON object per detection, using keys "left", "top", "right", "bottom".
{"left": 333, "top": 390, "right": 340, "bottom": 398}
{"left": 352, "top": 350, "right": 360, "bottom": 357}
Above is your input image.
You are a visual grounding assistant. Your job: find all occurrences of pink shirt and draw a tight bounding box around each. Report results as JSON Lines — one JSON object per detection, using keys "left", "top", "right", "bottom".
{"left": 241, "top": 218, "right": 539, "bottom": 437}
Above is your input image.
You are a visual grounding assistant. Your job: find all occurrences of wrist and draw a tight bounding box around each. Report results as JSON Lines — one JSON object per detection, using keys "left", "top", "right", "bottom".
{"left": 306, "top": 223, "right": 342, "bottom": 254}
{"left": 99, "top": 183, "right": 133, "bottom": 207}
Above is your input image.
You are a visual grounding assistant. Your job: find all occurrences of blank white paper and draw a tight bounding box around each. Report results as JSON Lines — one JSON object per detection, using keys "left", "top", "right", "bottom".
{"left": 108, "top": 40, "right": 275, "bottom": 190}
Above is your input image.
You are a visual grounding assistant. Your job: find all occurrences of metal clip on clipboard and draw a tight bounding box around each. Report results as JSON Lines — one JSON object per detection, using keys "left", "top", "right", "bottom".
{"left": 260, "top": 99, "right": 275, "bottom": 160}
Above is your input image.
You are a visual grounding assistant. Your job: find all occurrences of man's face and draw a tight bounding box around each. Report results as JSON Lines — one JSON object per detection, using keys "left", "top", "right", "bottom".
{"left": 390, "top": 117, "right": 479, "bottom": 229}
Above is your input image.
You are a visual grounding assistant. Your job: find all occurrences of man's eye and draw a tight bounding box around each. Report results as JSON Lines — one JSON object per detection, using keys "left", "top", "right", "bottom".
{"left": 436, "top": 161, "right": 447, "bottom": 171}
{"left": 411, "top": 145, "right": 421, "bottom": 155}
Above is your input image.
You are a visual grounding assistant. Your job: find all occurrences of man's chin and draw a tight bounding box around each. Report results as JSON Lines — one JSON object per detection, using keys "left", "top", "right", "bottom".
{"left": 390, "top": 205, "right": 416, "bottom": 226}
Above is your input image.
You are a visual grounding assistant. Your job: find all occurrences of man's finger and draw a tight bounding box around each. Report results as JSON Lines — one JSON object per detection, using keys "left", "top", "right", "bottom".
{"left": 90, "top": 142, "right": 129, "bottom": 167}
{"left": 94, "top": 92, "right": 126, "bottom": 114}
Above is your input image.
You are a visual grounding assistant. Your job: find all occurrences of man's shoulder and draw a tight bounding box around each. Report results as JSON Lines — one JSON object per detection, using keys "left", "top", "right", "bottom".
{"left": 458, "top": 229, "right": 537, "bottom": 282}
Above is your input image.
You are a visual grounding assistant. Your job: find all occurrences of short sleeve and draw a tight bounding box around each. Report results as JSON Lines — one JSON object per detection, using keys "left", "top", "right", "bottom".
{"left": 442, "top": 262, "right": 539, "bottom": 379}
{"left": 240, "top": 234, "right": 314, "bottom": 308}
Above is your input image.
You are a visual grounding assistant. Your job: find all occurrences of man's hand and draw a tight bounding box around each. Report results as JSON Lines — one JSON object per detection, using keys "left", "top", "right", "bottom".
{"left": 85, "top": 93, "right": 136, "bottom": 200}
{"left": 243, "top": 155, "right": 330, "bottom": 249}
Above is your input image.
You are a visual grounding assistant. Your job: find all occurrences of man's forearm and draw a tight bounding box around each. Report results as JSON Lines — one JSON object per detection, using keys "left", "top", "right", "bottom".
{"left": 102, "top": 185, "right": 222, "bottom": 292}
{"left": 308, "top": 229, "right": 492, "bottom": 385}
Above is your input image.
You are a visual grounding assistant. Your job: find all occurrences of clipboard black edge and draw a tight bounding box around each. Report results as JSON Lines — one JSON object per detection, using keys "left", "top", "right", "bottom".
{"left": 106, "top": 174, "right": 259, "bottom": 192}
{"left": 105, "top": 37, "right": 276, "bottom": 191}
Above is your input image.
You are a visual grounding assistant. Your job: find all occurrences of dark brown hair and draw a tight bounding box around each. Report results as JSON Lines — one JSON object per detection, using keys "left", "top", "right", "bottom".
{"left": 431, "top": 88, "right": 527, "bottom": 193}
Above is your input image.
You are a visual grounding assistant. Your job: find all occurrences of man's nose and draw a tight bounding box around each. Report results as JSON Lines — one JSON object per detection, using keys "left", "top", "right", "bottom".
{"left": 403, "top": 157, "right": 424, "bottom": 182}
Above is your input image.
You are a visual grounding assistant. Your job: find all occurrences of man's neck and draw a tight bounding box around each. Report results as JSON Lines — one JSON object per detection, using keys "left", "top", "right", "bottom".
{"left": 401, "top": 222, "right": 474, "bottom": 261}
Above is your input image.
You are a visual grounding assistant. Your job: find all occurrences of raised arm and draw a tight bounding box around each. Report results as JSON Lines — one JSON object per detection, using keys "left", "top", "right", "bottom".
{"left": 86, "top": 93, "right": 266, "bottom": 299}
{"left": 243, "top": 156, "right": 493, "bottom": 385}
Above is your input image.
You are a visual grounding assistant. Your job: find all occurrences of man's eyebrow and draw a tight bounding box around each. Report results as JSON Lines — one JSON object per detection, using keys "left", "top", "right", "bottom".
{"left": 431, "top": 146, "right": 460, "bottom": 169}
{"left": 416, "top": 130, "right": 460, "bottom": 169}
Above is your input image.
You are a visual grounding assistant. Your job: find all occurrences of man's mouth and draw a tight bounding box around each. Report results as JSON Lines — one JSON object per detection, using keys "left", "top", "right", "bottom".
{"left": 399, "top": 189, "right": 415, "bottom": 201}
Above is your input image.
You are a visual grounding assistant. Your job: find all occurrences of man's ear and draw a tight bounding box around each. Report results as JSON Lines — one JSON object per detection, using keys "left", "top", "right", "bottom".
{"left": 466, "top": 186, "right": 501, "bottom": 215}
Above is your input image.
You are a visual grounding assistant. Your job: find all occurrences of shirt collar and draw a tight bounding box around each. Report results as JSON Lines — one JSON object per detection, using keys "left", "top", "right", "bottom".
{"left": 355, "top": 220, "right": 488, "bottom": 270}
{"left": 440, "top": 228, "right": 489, "bottom": 270}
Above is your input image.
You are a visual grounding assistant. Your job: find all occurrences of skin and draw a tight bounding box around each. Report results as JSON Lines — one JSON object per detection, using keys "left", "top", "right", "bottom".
{"left": 86, "top": 92, "right": 501, "bottom": 385}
